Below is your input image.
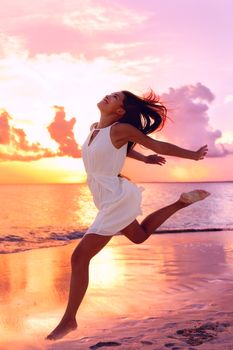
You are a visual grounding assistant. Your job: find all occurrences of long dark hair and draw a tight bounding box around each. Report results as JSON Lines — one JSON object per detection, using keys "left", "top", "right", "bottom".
{"left": 119, "top": 90, "right": 167, "bottom": 153}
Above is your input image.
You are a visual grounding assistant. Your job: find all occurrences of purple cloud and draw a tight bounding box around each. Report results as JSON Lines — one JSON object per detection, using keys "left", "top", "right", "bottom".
{"left": 160, "top": 82, "right": 233, "bottom": 157}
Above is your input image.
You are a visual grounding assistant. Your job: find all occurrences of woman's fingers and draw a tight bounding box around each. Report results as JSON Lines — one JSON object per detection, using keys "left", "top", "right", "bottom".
{"left": 202, "top": 145, "right": 208, "bottom": 155}
{"left": 197, "top": 145, "right": 208, "bottom": 160}
{"left": 146, "top": 155, "right": 166, "bottom": 165}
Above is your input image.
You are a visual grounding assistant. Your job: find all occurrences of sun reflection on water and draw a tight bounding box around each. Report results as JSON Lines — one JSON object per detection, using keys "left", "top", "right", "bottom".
{"left": 89, "top": 246, "right": 126, "bottom": 289}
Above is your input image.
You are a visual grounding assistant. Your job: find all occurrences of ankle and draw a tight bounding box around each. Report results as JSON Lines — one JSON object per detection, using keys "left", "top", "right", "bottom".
{"left": 175, "top": 200, "right": 190, "bottom": 209}
{"left": 61, "top": 314, "right": 77, "bottom": 323}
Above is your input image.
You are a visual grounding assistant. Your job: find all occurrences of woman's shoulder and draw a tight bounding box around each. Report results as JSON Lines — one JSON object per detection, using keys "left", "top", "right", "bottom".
{"left": 112, "top": 122, "right": 141, "bottom": 137}
{"left": 111, "top": 122, "right": 144, "bottom": 146}
{"left": 113, "top": 122, "right": 137, "bottom": 132}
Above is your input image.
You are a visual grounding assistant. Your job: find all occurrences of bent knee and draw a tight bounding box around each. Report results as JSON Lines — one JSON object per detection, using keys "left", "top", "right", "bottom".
{"left": 132, "top": 236, "right": 146, "bottom": 244}
{"left": 123, "top": 228, "right": 148, "bottom": 244}
{"left": 71, "top": 248, "right": 91, "bottom": 267}
{"left": 123, "top": 233, "right": 147, "bottom": 244}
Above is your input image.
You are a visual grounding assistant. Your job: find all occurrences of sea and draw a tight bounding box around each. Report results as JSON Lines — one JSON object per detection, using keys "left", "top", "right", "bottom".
{"left": 0, "top": 182, "right": 232, "bottom": 254}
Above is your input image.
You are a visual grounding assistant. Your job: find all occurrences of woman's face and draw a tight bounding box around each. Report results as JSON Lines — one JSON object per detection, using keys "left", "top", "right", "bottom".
{"left": 97, "top": 91, "right": 125, "bottom": 117}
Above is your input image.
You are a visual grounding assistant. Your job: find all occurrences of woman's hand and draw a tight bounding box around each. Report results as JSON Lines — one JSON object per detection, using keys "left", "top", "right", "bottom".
{"left": 194, "top": 145, "right": 208, "bottom": 160}
{"left": 145, "top": 154, "right": 166, "bottom": 166}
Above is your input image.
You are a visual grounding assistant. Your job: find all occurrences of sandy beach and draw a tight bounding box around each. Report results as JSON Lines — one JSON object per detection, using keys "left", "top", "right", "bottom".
{"left": 1, "top": 230, "right": 233, "bottom": 350}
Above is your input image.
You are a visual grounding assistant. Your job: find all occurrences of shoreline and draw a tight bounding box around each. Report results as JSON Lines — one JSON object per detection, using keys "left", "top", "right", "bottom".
{"left": 1, "top": 227, "right": 232, "bottom": 255}
{"left": 1, "top": 230, "right": 233, "bottom": 349}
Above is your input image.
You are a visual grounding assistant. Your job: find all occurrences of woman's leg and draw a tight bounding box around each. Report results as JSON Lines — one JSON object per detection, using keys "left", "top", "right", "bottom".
{"left": 122, "top": 190, "right": 209, "bottom": 244}
{"left": 46, "top": 234, "right": 112, "bottom": 340}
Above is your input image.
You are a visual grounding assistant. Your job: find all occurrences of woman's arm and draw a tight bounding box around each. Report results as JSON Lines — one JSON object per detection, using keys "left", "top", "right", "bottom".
{"left": 117, "top": 124, "right": 208, "bottom": 160}
{"left": 127, "top": 149, "right": 146, "bottom": 162}
{"left": 127, "top": 149, "right": 166, "bottom": 165}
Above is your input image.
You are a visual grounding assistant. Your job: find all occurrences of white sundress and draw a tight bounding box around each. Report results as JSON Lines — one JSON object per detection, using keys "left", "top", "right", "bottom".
{"left": 81, "top": 122, "right": 144, "bottom": 236}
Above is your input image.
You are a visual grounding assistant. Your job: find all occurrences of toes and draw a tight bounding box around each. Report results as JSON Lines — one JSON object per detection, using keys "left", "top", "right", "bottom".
{"left": 199, "top": 190, "right": 210, "bottom": 195}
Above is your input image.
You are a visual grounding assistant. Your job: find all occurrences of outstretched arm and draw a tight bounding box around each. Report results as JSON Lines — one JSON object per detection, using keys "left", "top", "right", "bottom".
{"left": 127, "top": 149, "right": 146, "bottom": 162}
{"left": 117, "top": 124, "right": 208, "bottom": 161}
{"left": 127, "top": 149, "right": 166, "bottom": 165}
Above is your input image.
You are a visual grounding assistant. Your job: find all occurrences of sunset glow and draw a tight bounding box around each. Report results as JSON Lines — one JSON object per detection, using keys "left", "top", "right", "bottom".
{"left": 0, "top": 0, "right": 232, "bottom": 183}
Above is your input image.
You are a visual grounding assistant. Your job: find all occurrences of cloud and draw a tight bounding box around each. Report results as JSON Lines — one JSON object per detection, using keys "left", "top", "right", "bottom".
{"left": 0, "top": 109, "right": 12, "bottom": 144}
{"left": 0, "top": 107, "right": 81, "bottom": 161}
{"left": 63, "top": 6, "right": 146, "bottom": 32}
{"left": 224, "top": 94, "right": 233, "bottom": 104}
{"left": 0, "top": 109, "right": 55, "bottom": 161}
{"left": 0, "top": 33, "right": 27, "bottom": 58}
{"left": 160, "top": 82, "right": 233, "bottom": 157}
{"left": 0, "top": 50, "right": 145, "bottom": 138}
{"left": 0, "top": 1, "right": 148, "bottom": 58}
{"left": 47, "top": 106, "right": 81, "bottom": 158}
{"left": 0, "top": 149, "right": 54, "bottom": 162}
{"left": 102, "top": 42, "right": 147, "bottom": 61}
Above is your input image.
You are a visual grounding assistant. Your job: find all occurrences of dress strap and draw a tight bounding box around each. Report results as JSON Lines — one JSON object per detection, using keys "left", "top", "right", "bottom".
{"left": 94, "top": 122, "right": 119, "bottom": 130}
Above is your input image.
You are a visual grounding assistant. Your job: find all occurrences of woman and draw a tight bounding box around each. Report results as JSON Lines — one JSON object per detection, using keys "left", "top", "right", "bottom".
{"left": 46, "top": 90, "right": 210, "bottom": 340}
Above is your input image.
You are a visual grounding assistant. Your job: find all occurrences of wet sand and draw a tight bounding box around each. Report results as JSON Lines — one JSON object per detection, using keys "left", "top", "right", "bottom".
{"left": 0, "top": 231, "right": 233, "bottom": 349}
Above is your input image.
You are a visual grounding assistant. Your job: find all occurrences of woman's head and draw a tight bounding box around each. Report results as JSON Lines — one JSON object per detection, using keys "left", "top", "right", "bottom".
{"left": 97, "top": 92, "right": 125, "bottom": 118}
{"left": 98, "top": 89, "right": 168, "bottom": 152}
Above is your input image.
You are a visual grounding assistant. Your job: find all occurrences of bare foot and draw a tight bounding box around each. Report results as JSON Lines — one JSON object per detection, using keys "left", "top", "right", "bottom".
{"left": 179, "top": 189, "right": 211, "bottom": 205}
{"left": 46, "top": 318, "right": 77, "bottom": 340}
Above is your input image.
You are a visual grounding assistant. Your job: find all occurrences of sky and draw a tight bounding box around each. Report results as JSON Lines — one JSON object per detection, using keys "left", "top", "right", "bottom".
{"left": 0, "top": 0, "right": 232, "bottom": 183}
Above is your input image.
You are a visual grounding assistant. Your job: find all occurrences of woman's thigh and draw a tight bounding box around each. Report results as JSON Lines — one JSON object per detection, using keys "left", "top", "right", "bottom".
{"left": 72, "top": 233, "right": 112, "bottom": 261}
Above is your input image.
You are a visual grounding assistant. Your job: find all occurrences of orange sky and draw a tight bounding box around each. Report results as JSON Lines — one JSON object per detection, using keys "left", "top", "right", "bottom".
{"left": 0, "top": 0, "right": 232, "bottom": 183}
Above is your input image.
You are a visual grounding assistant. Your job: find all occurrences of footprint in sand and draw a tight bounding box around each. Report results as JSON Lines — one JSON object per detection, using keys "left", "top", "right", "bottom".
{"left": 140, "top": 340, "right": 153, "bottom": 345}
{"left": 175, "top": 321, "right": 231, "bottom": 346}
{"left": 164, "top": 343, "right": 177, "bottom": 347}
{"left": 164, "top": 343, "right": 183, "bottom": 350}
{"left": 90, "top": 341, "right": 121, "bottom": 349}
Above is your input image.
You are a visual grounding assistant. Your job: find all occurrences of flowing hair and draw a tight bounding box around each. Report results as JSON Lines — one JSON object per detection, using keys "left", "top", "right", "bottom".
{"left": 119, "top": 89, "right": 168, "bottom": 153}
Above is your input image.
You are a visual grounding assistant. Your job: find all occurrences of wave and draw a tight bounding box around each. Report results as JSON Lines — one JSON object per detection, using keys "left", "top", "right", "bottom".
{"left": 0, "top": 227, "right": 232, "bottom": 254}
{"left": 155, "top": 227, "right": 233, "bottom": 234}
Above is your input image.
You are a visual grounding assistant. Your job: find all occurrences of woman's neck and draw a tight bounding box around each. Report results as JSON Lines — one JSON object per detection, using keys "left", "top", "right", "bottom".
{"left": 97, "top": 115, "right": 118, "bottom": 129}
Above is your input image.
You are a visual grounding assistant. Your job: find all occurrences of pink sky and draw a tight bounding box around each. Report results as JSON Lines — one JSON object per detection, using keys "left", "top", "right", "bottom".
{"left": 0, "top": 0, "right": 232, "bottom": 183}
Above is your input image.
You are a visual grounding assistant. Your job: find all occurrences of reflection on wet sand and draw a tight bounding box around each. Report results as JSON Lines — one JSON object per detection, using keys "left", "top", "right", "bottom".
{"left": 0, "top": 231, "right": 233, "bottom": 344}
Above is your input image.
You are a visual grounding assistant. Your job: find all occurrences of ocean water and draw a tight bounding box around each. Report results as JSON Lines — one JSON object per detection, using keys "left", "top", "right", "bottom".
{"left": 0, "top": 182, "right": 232, "bottom": 254}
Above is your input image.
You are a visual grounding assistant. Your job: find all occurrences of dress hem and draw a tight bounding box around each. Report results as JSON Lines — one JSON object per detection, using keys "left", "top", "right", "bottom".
{"left": 84, "top": 213, "right": 141, "bottom": 237}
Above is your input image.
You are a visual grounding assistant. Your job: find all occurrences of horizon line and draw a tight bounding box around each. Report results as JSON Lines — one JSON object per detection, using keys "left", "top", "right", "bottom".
{"left": 0, "top": 180, "right": 232, "bottom": 185}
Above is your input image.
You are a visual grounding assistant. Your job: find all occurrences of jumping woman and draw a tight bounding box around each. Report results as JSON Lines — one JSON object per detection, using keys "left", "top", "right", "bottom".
{"left": 46, "top": 90, "right": 210, "bottom": 340}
